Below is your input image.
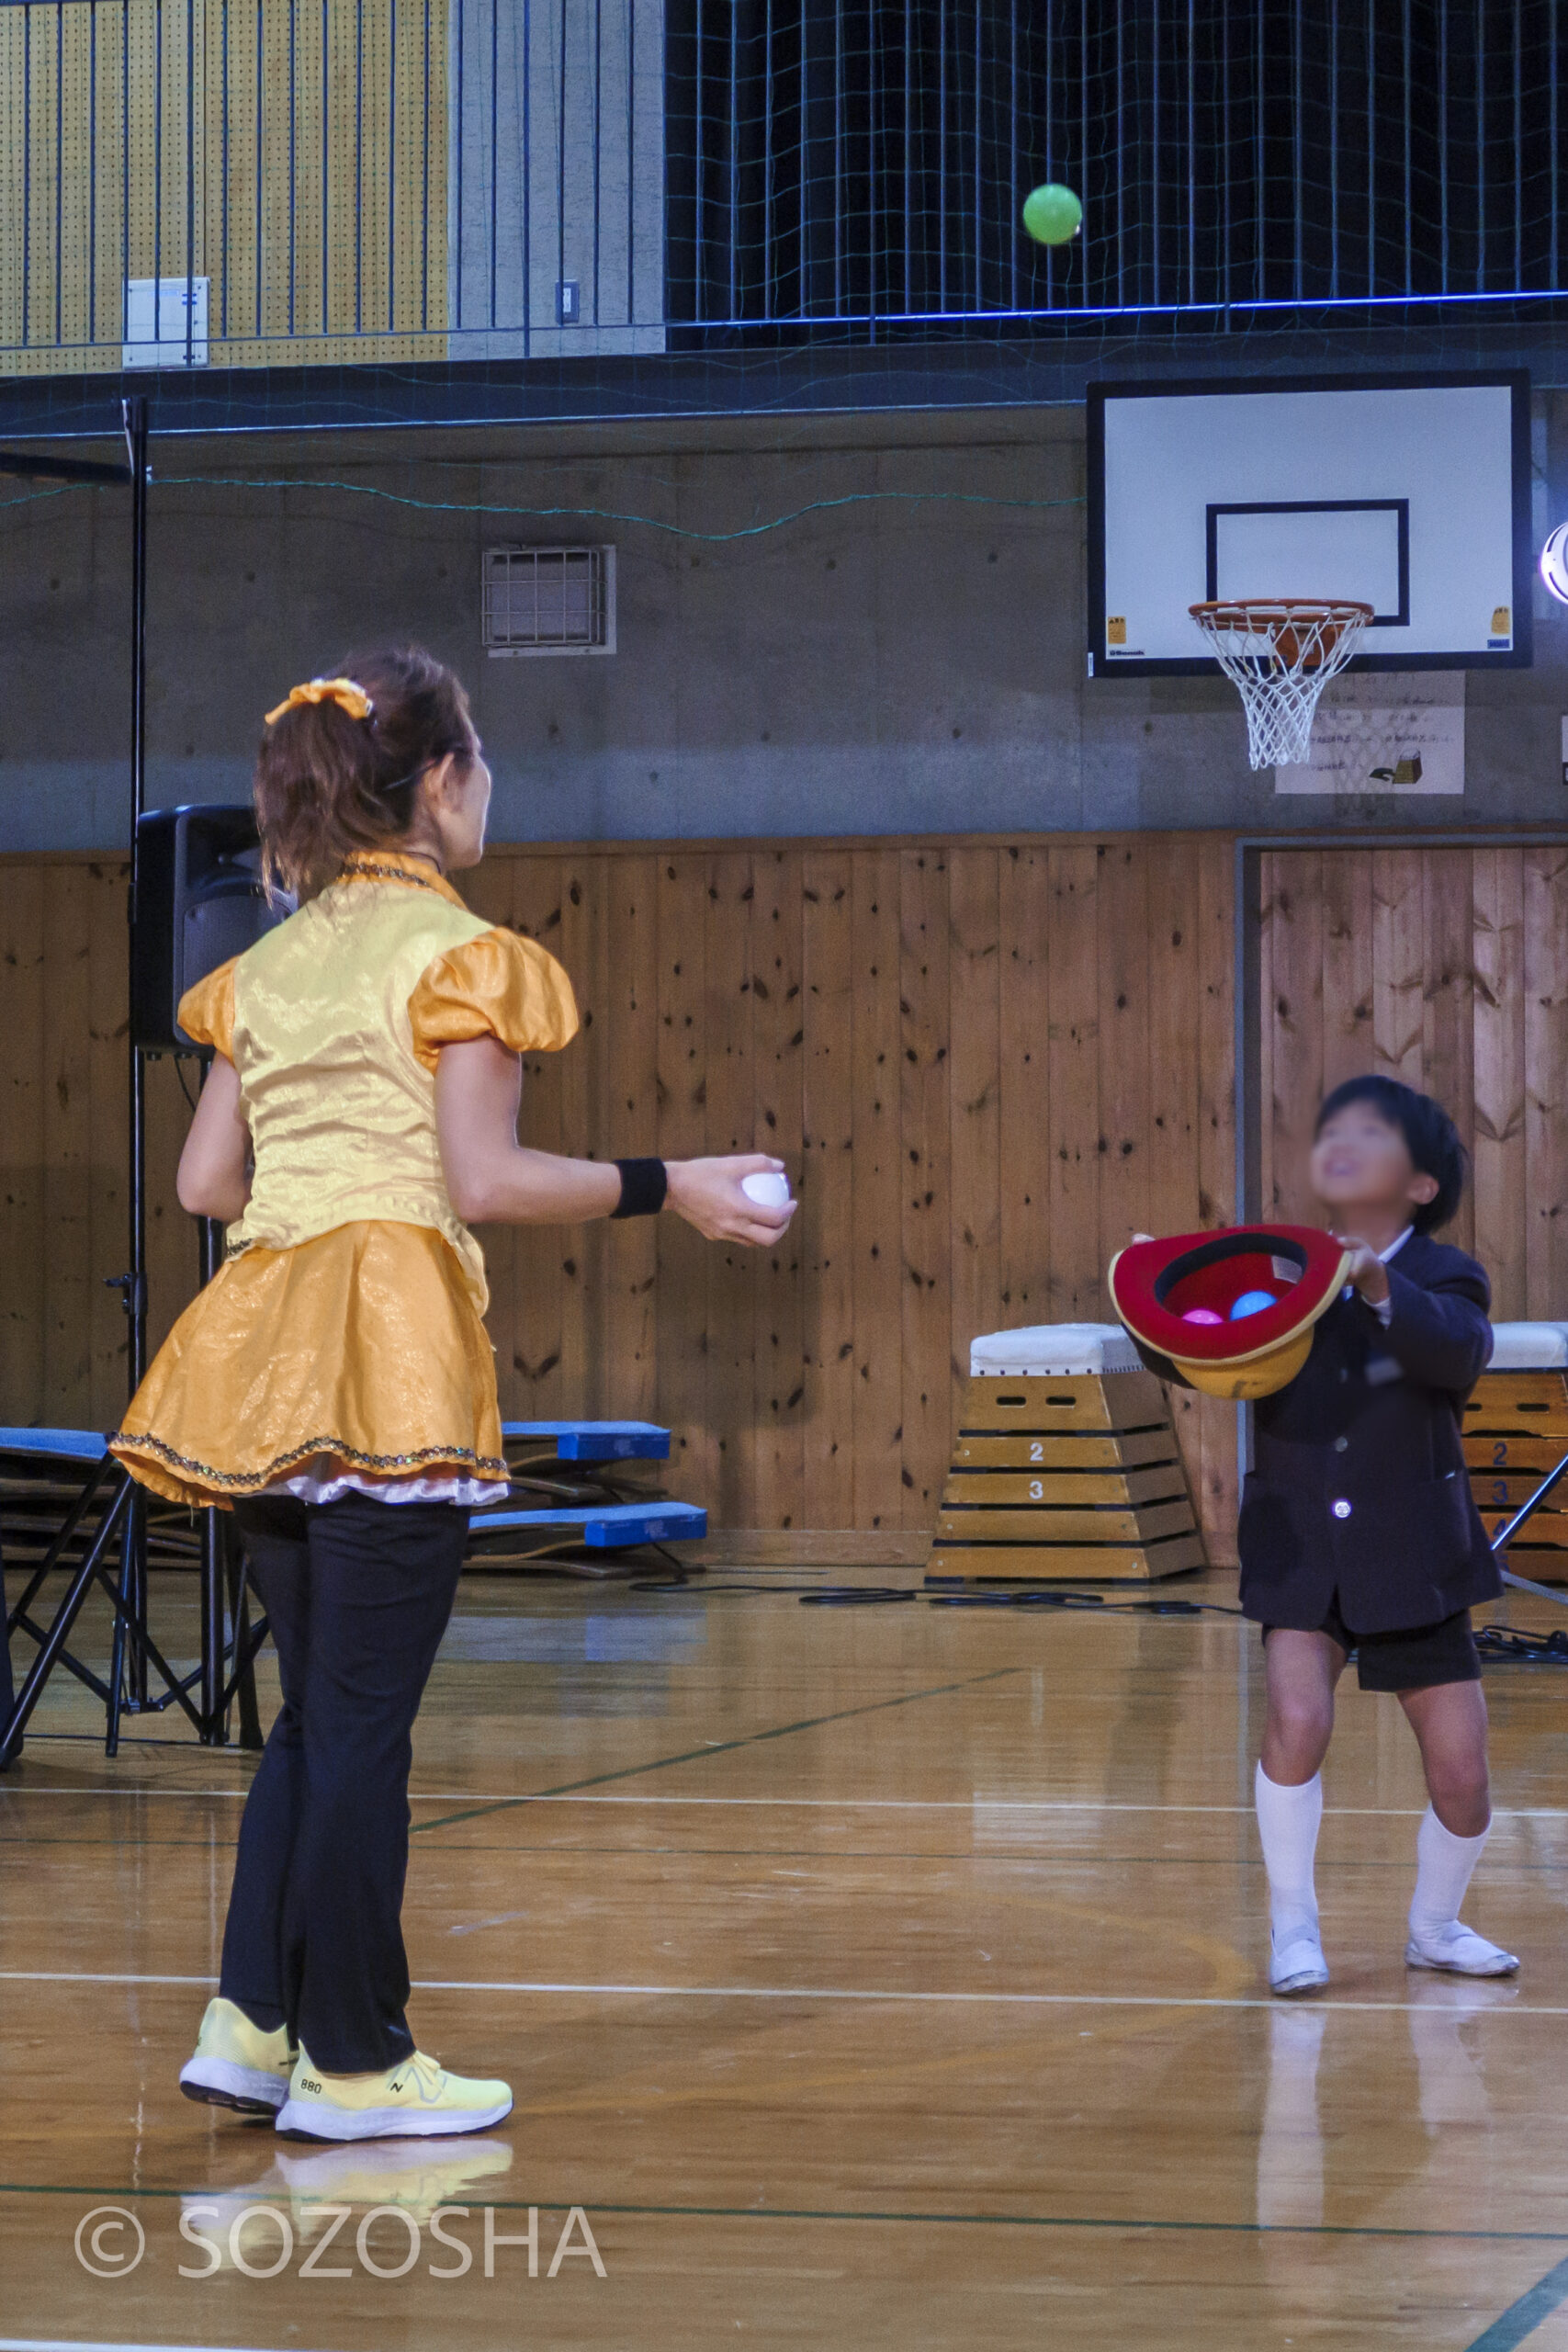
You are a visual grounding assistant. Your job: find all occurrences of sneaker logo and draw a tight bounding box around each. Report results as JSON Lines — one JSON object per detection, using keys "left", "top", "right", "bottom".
{"left": 300, "top": 2075, "right": 324, "bottom": 2094}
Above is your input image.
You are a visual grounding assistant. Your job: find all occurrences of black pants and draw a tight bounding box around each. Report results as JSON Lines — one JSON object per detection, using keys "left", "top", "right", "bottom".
{"left": 220, "top": 1492, "right": 468, "bottom": 2074}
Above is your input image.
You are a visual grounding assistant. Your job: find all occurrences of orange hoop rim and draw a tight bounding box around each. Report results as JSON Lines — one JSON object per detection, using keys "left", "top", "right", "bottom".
{"left": 1188, "top": 597, "right": 1375, "bottom": 627}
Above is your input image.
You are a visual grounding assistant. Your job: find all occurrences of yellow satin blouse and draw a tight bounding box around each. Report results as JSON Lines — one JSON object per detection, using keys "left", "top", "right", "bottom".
{"left": 111, "top": 853, "right": 579, "bottom": 1509}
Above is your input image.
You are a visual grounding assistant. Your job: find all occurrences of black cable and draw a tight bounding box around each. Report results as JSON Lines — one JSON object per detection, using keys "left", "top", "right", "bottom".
{"left": 924, "top": 1589, "right": 1242, "bottom": 1615}
{"left": 630, "top": 1577, "right": 851, "bottom": 1595}
{"left": 1475, "top": 1624, "right": 1568, "bottom": 1664}
{"left": 799, "top": 1588, "right": 919, "bottom": 1606}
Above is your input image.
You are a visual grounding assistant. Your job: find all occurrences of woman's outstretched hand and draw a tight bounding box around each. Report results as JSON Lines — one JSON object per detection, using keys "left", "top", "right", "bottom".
{"left": 667, "top": 1157, "right": 797, "bottom": 1246}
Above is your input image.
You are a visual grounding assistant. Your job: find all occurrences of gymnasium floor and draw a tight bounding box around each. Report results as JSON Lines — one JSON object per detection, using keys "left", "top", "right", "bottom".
{"left": 3, "top": 1566, "right": 1568, "bottom": 2350}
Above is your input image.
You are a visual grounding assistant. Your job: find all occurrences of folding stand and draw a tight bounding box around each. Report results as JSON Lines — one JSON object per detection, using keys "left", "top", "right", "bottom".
{"left": 0, "top": 1431, "right": 268, "bottom": 1769}
{"left": 0, "top": 405, "right": 267, "bottom": 1770}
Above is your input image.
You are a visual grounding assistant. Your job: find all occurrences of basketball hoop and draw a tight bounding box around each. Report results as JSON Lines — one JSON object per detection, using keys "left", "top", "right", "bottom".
{"left": 1189, "top": 598, "right": 1374, "bottom": 771}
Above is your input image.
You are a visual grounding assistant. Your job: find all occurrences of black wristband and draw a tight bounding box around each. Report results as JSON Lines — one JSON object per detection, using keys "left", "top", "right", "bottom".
{"left": 612, "top": 1157, "right": 669, "bottom": 1218}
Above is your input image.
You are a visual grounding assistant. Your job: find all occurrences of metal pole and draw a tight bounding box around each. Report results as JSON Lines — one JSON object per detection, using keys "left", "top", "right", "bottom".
{"left": 122, "top": 392, "right": 151, "bottom": 1722}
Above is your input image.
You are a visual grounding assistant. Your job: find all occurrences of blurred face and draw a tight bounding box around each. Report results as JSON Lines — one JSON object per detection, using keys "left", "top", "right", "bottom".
{"left": 417, "top": 742, "right": 492, "bottom": 872}
{"left": 1309, "top": 1099, "right": 1438, "bottom": 1225}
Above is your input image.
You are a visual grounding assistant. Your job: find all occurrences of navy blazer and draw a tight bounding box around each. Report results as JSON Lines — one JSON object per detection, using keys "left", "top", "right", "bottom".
{"left": 1235, "top": 1230, "right": 1500, "bottom": 1634}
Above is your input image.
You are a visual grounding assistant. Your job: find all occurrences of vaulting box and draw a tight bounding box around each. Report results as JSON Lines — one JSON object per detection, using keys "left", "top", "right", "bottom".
{"left": 1463, "top": 1325, "right": 1568, "bottom": 1577}
{"left": 931, "top": 1324, "right": 1206, "bottom": 1583}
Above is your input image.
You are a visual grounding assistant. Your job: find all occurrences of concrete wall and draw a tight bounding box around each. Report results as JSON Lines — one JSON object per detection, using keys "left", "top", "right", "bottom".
{"left": 5, "top": 401, "right": 1568, "bottom": 851}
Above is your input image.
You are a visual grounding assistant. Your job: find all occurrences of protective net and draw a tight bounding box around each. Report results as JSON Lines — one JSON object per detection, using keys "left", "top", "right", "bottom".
{"left": 1, "top": 0, "right": 1566, "bottom": 382}
{"left": 1188, "top": 599, "right": 1373, "bottom": 771}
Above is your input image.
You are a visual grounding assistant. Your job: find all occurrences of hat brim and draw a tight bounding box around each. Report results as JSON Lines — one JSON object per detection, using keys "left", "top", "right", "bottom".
{"left": 1109, "top": 1226, "right": 1351, "bottom": 1400}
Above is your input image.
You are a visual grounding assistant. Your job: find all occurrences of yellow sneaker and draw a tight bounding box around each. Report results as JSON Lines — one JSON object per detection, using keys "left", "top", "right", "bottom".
{"left": 276, "top": 2046, "right": 513, "bottom": 2143}
{"left": 179, "top": 1997, "right": 297, "bottom": 2115}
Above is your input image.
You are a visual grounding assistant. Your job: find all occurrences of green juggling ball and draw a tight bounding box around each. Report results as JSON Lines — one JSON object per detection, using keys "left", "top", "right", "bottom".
{"left": 1022, "top": 183, "right": 1083, "bottom": 246}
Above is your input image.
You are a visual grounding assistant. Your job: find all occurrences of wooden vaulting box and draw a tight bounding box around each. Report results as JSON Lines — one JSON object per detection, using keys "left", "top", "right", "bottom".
{"left": 931, "top": 1326, "right": 1207, "bottom": 1582}
{"left": 1463, "top": 1327, "right": 1568, "bottom": 1578}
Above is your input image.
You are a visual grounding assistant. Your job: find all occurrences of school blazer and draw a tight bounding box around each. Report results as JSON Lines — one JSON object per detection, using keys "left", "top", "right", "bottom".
{"left": 1235, "top": 1232, "right": 1501, "bottom": 1634}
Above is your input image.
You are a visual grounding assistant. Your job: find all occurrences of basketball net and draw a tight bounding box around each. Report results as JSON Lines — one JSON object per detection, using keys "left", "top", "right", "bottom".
{"left": 1189, "top": 598, "right": 1374, "bottom": 771}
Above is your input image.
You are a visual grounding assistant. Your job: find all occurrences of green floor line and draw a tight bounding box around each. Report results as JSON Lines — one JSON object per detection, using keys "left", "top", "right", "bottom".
{"left": 1462, "top": 2252, "right": 1568, "bottom": 2349}
{"left": 2, "top": 2182, "right": 1568, "bottom": 2242}
{"left": 408, "top": 1667, "right": 1026, "bottom": 1836}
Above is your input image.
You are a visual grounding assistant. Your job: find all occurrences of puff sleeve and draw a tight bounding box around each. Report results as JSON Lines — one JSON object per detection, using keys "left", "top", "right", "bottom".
{"left": 177, "top": 958, "right": 238, "bottom": 1060}
{"left": 407, "top": 926, "right": 581, "bottom": 1073}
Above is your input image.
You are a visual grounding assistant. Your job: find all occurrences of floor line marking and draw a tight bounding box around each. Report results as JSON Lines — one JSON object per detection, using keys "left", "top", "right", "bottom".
{"left": 405, "top": 1667, "right": 1027, "bottom": 1836}
{"left": 1461, "top": 2252, "right": 1568, "bottom": 2350}
{"left": 0, "top": 1969, "right": 1558, "bottom": 2015}
{"left": 0, "top": 2340, "right": 319, "bottom": 2352}
{"left": 1, "top": 2191, "right": 1567, "bottom": 2245}
{"left": 6, "top": 1835, "right": 1568, "bottom": 1879}
{"left": 8, "top": 1790, "right": 1568, "bottom": 1820}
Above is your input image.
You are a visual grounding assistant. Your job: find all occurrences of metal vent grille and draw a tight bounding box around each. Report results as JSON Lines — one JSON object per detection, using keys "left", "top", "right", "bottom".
{"left": 482, "top": 547, "right": 616, "bottom": 656}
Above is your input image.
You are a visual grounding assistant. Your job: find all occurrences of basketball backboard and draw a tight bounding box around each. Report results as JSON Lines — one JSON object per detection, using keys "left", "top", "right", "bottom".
{"left": 1087, "top": 371, "right": 1531, "bottom": 677}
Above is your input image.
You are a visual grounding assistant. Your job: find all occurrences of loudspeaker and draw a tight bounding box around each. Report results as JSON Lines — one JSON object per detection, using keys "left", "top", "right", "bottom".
{"left": 131, "top": 806, "right": 291, "bottom": 1052}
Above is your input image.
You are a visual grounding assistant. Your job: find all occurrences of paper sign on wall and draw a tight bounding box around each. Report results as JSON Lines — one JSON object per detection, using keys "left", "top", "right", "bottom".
{"left": 1275, "top": 673, "right": 1465, "bottom": 795}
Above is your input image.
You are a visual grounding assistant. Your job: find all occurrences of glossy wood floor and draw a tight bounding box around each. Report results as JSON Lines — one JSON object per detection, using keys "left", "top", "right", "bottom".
{"left": 4, "top": 1566, "right": 1568, "bottom": 2349}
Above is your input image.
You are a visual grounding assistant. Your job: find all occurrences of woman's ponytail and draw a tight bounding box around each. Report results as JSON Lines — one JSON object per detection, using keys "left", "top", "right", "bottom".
{"left": 254, "top": 644, "right": 478, "bottom": 897}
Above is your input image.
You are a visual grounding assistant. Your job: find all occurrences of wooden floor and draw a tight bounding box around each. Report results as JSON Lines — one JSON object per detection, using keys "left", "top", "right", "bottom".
{"left": 4, "top": 1565, "right": 1568, "bottom": 2348}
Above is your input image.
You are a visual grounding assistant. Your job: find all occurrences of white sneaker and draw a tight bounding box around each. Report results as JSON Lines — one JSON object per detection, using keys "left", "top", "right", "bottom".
{"left": 180, "top": 1997, "right": 297, "bottom": 2114}
{"left": 1269, "top": 1924, "right": 1329, "bottom": 1996}
{"left": 276, "top": 2046, "right": 513, "bottom": 2142}
{"left": 1405, "top": 1922, "right": 1519, "bottom": 1978}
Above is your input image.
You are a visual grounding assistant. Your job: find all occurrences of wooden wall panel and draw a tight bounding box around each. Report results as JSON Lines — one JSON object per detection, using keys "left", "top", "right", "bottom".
{"left": 849, "top": 851, "right": 904, "bottom": 1533}
{"left": 1, "top": 834, "right": 1241, "bottom": 1554}
{"left": 1259, "top": 843, "right": 1566, "bottom": 1343}
{"left": 1472, "top": 850, "right": 1527, "bottom": 1319}
{"left": 801, "top": 852, "right": 856, "bottom": 1528}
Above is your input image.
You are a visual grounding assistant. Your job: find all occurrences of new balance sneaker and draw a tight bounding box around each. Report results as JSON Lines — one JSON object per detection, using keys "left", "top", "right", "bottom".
{"left": 180, "top": 1997, "right": 298, "bottom": 2115}
{"left": 275, "top": 2047, "right": 513, "bottom": 2143}
{"left": 1405, "top": 1922, "right": 1519, "bottom": 1978}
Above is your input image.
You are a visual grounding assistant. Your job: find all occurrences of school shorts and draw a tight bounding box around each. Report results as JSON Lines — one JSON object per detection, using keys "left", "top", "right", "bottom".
{"left": 1261, "top": 1596, "right": 1481, "bottom": 1691}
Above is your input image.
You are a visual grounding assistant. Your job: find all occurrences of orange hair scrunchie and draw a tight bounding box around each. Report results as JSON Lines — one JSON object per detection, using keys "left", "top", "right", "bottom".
{"left": 264, "top": 676, "right": 374, "bottom": 727}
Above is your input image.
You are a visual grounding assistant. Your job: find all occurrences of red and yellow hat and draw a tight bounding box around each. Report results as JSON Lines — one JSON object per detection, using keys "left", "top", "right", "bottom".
{"left": 1108, "top": 1225, "right": 1352, "bottom": 1401}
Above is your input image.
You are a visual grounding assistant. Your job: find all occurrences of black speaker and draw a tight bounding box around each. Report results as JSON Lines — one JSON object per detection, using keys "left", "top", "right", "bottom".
{"left": 131, "top": 806, "right": 292, "bottom": 1052}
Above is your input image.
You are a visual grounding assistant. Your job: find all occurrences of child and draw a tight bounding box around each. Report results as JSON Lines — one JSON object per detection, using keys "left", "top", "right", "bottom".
{"left": 1245, "top": 1076, "right": 1514, "bottom": 1995}
{"left": 112, "top": 648, "right": 795, "bottom": 2140}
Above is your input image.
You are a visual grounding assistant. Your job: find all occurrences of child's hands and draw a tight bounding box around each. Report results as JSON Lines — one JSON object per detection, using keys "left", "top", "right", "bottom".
{"left": 1334, "top": 1235, "right": 1391, "bottom": 1306}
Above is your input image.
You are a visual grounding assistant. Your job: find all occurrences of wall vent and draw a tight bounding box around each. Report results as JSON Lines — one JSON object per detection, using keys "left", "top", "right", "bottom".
{"left": 482, "top": 546, "right": 615, "bottom": 656}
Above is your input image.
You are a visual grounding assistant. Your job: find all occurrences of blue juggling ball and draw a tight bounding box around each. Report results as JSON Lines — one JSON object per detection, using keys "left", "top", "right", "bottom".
{"left": 1228, "top": 1289, "right": 1278, "bottom": 1320}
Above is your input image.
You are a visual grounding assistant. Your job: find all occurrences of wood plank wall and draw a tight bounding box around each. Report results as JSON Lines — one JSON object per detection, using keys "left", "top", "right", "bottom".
{"left": 1258, "top": 846, "right": 1568, "bottom": 1321}
{"left": 0, "top": 836, "right": 1241, "bottom": 1556}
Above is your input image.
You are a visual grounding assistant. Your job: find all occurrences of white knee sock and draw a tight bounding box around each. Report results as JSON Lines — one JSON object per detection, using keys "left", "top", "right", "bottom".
{"left": 1255, "top": 1762, "right": 1324, "bottom": 1939}
{"left": 1408, "top": 1804, "right": 1489, "bottom": 1940}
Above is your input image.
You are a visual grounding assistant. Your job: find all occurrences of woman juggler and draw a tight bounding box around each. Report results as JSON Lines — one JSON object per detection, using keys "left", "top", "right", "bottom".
{"left": 112, "top": 646, "right": 794, "bottom": 2142}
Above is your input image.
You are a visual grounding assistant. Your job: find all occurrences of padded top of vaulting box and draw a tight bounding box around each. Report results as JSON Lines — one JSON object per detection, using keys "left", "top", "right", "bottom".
{"left": 1485, "top": 1323, "right": 1568, "bottom": 1369}
{"left": 969, "top": 1318, "right": 1568, "bottom": 1377}
{"left": 969, "top": 1323, "right": 1144, "bottom": 1377}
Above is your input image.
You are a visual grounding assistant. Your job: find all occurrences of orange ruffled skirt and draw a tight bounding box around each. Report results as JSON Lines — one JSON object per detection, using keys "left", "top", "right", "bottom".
{"left": 111, "top": 1220, "right": 505, "bottom": 1509}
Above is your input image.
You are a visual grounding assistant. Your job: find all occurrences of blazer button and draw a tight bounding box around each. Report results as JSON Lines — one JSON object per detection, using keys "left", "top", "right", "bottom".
{"left": 1332, "top": 1498, "right": 1352, "bottom": 1520}
{"left": 1333, "top": 1436, "right": 1349, "bottom": 1453}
